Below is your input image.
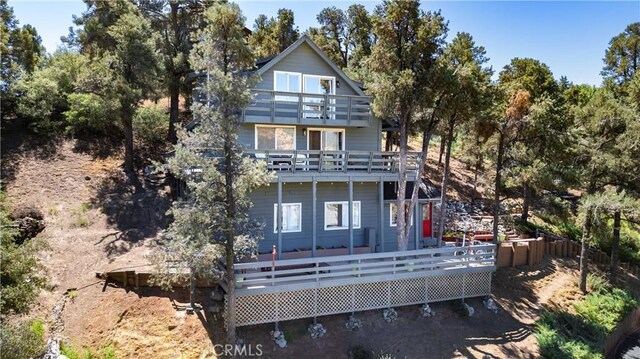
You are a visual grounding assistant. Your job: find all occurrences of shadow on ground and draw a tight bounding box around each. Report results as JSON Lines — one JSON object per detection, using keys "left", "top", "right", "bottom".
{"left": 0, "top": 122, "right": 64, "bottom": 186}
{"left": 90, "top": 169, "right": 171, "bottom": 259}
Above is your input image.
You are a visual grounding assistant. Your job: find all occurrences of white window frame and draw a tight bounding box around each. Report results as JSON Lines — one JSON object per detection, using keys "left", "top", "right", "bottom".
{"left": 390, "top": 202, "right": 413, "bottom": 227}
{"left": 254, "top": 124, "right": 297, "bottom": 150}
{"left": 273, "top": 203, "right": 302, "bottom": 233}
{"left": 302, "top": 74, "right": 336, "bottom": 119}
{"left": 324, "top": 201, "right": 361, "bottom": 231}
{"left": 306, "top": 128, "right": 346, "bottom": 151}
{"left": 274, "top": 71, "right": 302, "bottom": 102}
{"left": 302, "top": 74, "right": 336, "bottom": 95}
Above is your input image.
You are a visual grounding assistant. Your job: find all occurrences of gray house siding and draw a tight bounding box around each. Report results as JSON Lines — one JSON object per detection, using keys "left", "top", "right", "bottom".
{"left": 238, "top": 124, "right": 381, "bottom": 152}
{"left": 249, "top": 182, "right": 419, "bottom": 254}
{"left": 255, "top": 42, "right": 359, "bottom": 97}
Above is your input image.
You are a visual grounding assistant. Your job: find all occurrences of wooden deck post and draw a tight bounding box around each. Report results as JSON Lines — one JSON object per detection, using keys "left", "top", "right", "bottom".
{"left": 379, "top": 178, "right": 385, "bottom": 253}
{"left": 312, "top": 178, "right": 317, "bottom": 257}
{"left": 349, "top": 177, "right": 354, "bottom": 255}
{"left": 277, "top": 178, "right": 282, "bottom": 259}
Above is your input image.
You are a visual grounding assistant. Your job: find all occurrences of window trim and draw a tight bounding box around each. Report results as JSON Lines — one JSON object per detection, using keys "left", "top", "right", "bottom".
{"left": 390, "top": 202, "right": 413, "bottom": 227}
{"left": 254, "top": 124, "right": 297, "bottom": 150}
{"left": 273, "top": 203, "right": 302, "bottom": 233}
{"left": 274, "top": 71, "right": 302, "bottom": 101}
{"left": 306, "top": 127, "right": 346, "bottom": 151}
{"left": 324, "top": 201, "right": 361, "bottom": 231}
{"left": 302, "top": 74, "right": 336, "bottom": 95}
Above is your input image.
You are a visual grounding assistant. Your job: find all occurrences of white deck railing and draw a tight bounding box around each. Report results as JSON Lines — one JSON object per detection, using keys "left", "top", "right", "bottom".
{"left": 231, "top": 244, "right": 496, "bottom": 292}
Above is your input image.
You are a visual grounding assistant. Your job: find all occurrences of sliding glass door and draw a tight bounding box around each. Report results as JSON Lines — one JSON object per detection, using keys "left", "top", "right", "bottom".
{"left": 303, "top": 75, "right": 335, "bottom": 119}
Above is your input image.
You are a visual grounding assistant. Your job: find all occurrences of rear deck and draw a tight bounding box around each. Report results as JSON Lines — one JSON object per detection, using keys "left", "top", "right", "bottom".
{"left": 224, "top": 244, "right": 497, "bottom": 327}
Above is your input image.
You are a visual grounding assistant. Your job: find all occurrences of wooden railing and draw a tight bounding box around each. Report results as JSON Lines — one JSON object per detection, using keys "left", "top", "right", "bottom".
{"left": 244, "top": 149, "right": 421, "bottom": 174}
{"left": 231, "top": 244, "right": 496, "bottom": 291}
{"left": 241, "top": 89, "right": 372, "bottom": 126}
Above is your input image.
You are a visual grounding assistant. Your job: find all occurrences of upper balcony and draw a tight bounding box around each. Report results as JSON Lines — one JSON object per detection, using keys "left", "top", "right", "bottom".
{"left": 241, "top": 89, "right": 373, "bottom": 127}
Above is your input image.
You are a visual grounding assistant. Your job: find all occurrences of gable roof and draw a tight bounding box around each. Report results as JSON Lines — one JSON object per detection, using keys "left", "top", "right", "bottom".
{"left": 255, "top": 35, "right": 366, "bottom": 96}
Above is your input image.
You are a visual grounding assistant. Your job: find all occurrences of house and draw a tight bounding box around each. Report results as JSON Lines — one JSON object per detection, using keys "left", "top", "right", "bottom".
{"left": 200, "top": 35, "right": 496, "bottom": 328}
{"left": 238, "top": 35, "right": 441, "bottom": 259}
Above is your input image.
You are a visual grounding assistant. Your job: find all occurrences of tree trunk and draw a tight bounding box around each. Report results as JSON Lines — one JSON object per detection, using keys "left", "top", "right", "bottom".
{"left": 189, "top": 269, "right": 196, "bottom": 310}
{"left": 579, "top": 208, "right": 592, "bottom": 294}
{"left": 405, "top": 129, "right": 432, "bottom": 246}
{"left": 168, "top": 81, "right": 180, "bottom": 144}
{"left": 521, "top": 181, "right": 530, "bottom": 223}
{"left": 167, "top": 3, "right": 181, "bottom": 144}
{"left": 396, "top": 124, "right": 408, "bottom": 251}
{"left": 438, "top": 135, "right": 446, "bottom": 166}
{"left": 437, "top": 117, "right": 455, "bottom": 244}
{"left": 225, "top": 242, "right": 236, "bottom": 344}
{"left": 610, "top": 209, "right": 622, "bottom": 282}
{"left": 492, "top": 133, "right": 505, "bottom": 244}
{"left": 223, "top": 117, "right": 237, "bottom": 344}
{"left": 123, "top": 107, "right": 135, "bottom": 173}
{"left": 385, "top": 130, "right": 394, "bottom": 152}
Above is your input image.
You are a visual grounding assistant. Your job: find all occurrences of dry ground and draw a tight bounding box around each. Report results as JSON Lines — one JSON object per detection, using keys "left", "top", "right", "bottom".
{"left": 3, "top": 130, "right": 628, "bottom": 358}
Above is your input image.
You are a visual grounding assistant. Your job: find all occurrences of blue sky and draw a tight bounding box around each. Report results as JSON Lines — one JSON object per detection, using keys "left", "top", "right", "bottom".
{"left": 9, "top": 0, "right": 640, "bottom": 86}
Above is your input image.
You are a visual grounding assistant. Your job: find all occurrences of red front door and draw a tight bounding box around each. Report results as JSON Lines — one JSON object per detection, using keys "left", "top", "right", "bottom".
{"left": 422, "top": 203, "right": 432, "bottom": 237}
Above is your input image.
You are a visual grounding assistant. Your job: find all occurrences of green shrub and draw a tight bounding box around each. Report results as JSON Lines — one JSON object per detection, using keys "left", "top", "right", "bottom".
{"left": 15, "top": 71, "right": 64, "bottom": 134}
{"left": 0, "top": 319, "right": 47, "bottom": 359}
{"left": 75, "top": 215, "right": 90, "bottom": 227}
{"left": 64, "top": 93, "right": 114, "bottom": 135}
{"left": 574, "top": 288, "right": 637, "bottom": 333}
{"left": 558, "top": 221, "right": 581, "bottom": 241}
{"left": 585, "top": 273, "right": 610, "bottom": 293}
{"left": 535, "top": 287, "right": 638, "bottom": 358}
{"left": 133, "top": 105, "right": 168, "bottom": 147}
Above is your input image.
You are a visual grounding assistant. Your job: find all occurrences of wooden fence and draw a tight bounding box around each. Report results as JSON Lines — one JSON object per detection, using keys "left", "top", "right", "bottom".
{"left": 96, "top": 270, "right": 217, "bottom": 288}
{"left": 538, "top": 232, "right": 640, "bottom": 275}
{"left": 605, "top": 307, "right": 640, "bottom": 358}
{"left": 496, "top": 238, "right": 544, "bottom": 267}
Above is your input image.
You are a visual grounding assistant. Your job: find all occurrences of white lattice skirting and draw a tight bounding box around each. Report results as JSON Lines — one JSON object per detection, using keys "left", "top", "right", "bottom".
{"left": 232, "top": 270, "right": 493, "bottom": 327}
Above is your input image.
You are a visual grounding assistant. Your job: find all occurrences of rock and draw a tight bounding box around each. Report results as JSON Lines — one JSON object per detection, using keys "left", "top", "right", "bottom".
{"left": 345, "top": 314, "right": 363, "bottom": 330}
{"left": 275, "top": 336, "right": 287, "bottom": 348}
{"left": 464, "top": 303, "right": 475, "bottom": 317}
{"left": 307, "top": 323, "right": 326, "bottom": 339}
{"left": 271, "top": 330, "right": 287, "bottom": 348}
{"left": 41, "top": 339, "right": 69, "bottom": 359}
{"left": 421, "top": 304, "right": 435, "bottom": 317}
{"left": 483, "top": 297, "right": 498, "bottom": 314}
{"left": 383, "top": 308, "right": 398, "bottom": 323}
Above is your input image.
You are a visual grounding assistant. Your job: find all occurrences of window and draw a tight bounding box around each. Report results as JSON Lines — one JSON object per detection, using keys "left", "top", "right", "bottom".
{"left": 324, "top": 201, "right": 361, "bottom": 230}
{"left": 303, "top": 75, "right": 335, "bottom": 119}
{"left": 255, "top": 125, "right": 295, "bottom": 150}
{"left": 307, "top": 129, "right": 345, "bottom": 151}
{"left": 390, "top": 202, "right": 413, "bottom": 227}
{"left": 274, "top": 71, "right": 301, "bottom": 101}
{"left": 273, "top": 203, "right": 302, "bottom": 233}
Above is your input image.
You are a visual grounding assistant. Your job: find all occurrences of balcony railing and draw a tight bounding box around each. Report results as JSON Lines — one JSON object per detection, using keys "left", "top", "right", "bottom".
{"left": 244, "top": 149, "right": 421, "bottom": 174}
{"left": 241, "top": 89, "right": 373, "bottom": 126}
{"left": 230, "top": 244, "right": 497, "bottom": 292}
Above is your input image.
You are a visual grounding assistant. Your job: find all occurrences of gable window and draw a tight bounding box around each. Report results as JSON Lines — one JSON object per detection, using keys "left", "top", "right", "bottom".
{"left": 274, "top": 203, "right": 302, "bottom": 233}
{"left": 274, "top": 71, "right": 301, "bottom": 101}
{"left": 324, "top": 201, "right": 361, "bottom": 230}
{"left": 390, "top": 202, "right": 413, "bottom": 227}
{"left": 255, "top": 125, "right": 296, "bottom": 150}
